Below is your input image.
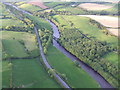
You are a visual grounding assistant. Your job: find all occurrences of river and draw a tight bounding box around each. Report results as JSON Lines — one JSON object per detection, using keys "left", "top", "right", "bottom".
{"left": 46, "top": 19, "right": 113, "bottom": 88}
{"left": 3, "top": 2, "right": 114, "bottom": 88}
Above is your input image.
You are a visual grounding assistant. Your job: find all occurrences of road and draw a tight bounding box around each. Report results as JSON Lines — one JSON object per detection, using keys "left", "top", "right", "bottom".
{"left": 3, "top": 2, "right": 71, "bottom": 89}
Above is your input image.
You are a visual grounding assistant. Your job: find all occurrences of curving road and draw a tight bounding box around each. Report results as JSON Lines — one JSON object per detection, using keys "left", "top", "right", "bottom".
{"left": 3, "top": 2, "right": 71, "bottom": 89}
{"left": 3, "top": 2, "right": 115, "bottom": 88}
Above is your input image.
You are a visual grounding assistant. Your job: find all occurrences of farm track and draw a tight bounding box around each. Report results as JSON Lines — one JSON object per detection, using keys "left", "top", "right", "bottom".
{"left": 3, "top": 2, "right": 71, "bottom": 89}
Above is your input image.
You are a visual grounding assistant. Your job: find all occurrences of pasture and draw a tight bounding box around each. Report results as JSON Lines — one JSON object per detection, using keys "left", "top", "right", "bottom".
{"left": 1, "top": 31, "right": 39, "bottom": 58}
{"left": 12, "top": 58, "right": 60, "bottom": 88}
{"left": 2, "top": 59, "right": 60, "bottom": 88}
{"left": 18, "top": 3, "right": 42, "bottom": 13}
{"left": 46, "top": 45, "right": 99, "bottom": 88}
{"left": 2, "top": 61, "right": 12, "bottom": 88}
{"left": 103, "top": 52, "right": 118, "bottom": 65}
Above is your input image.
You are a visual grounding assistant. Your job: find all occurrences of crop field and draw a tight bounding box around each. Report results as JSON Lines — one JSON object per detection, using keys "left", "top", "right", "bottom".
{"left": 46, "top": 45, "right": 99, "bottom": 88}
{"left": 79, "top": 15, "right": 118, "bottom": 28}
{"left": 78, "top": 3, "right": 113, "bottom": 11}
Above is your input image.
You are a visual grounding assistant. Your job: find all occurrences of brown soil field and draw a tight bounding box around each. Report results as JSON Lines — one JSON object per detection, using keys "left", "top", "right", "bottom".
{"left": 28, "top": 0, "right": 48, "bottom": 9}
{"left": 107, "top": 28, "right": 119, "bottom": 36}
{"left": 78, "top": 3, "right": 113, "bottom": 11}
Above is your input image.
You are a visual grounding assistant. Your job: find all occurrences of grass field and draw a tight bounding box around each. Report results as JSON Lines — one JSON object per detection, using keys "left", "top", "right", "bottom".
{"left": 105, "top": 3, "right": 119, "bottom": 13}
{"left": 1, "top": 31, "right": 39, "bottom": 58}
{"left": 2, "top": 59, "right": 60, "bottom": 88}
{"left": 18, "top": 3, "right": 42, "bottom": 13}
{"left": 53, "top": 15, "right": 118, "bottom": 47}
{"left": 12, "top": 58, "right": 60, "bottom": 88}
{"left": 2, "top": 61, "right": 12, "bottom": 88}
{"left": 26, "top": 15, "right": 52, "bottom": 31}
{"left": 2, "top": 40, "right": 28, "bottom": 58}
{"left": 58, "top": 6, "right": 87, "bottom": 14}
{"left": 46, "top": 45, "right": 99, "bottom": 88}
{"left": 44, "top": 2, "right": 67, "bottom": 8}
{"left": 103, "top": 52, "right": 118, "bottom": 64}
{"left": 0, "top": 19, "right": 26, "bottom": 29}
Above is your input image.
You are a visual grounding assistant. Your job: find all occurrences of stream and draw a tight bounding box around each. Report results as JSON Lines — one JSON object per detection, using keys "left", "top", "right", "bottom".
{"left": 47, "top": 19, "right": 113, "bottom": 88}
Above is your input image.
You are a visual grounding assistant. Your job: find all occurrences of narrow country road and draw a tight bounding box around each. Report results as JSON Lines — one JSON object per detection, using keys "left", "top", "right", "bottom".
{"left": 4, "top": 2, "right": 71, "bottom": 89}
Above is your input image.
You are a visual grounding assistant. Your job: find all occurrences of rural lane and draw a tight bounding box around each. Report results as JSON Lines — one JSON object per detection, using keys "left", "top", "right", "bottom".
{"left": 3, "top": 2, "right": 115, "bottom": 89}
{"left": 3, "top": 2, "right": 71, "bottom": 89}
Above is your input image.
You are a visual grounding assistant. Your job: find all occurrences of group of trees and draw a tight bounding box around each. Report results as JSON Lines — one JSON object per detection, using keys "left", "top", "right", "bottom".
{"left": 58, "top": 28, "right": 118, "bottom": 87}
{"left": 38, "top": 28, "right": 52, "bottom": 54}
{"left": 3, "top": 5, "right": 35, "bottom": 33}
{"left": 34, "top": 5, "right": 119, "bottom": 18}
{"left": 49, "top": 17, "right": 119, "bottom": 87}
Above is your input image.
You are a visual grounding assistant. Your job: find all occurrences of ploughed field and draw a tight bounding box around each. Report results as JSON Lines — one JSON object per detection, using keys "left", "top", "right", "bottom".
{"left": 78, "top": 3, "right": 113, "bottom": 11}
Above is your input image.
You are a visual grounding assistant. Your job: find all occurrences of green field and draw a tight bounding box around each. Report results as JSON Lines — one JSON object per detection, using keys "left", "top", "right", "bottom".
{"left": 2, "top": 61, "right": 12, "bottom": 88}
{"left": 18, "top": 3, "right": 42, "bottom": 13}
{"left": 3, "top": 40, "right": 29, "bottom": 58}
{"left": 44, "top": 2, "right": 67, "bottom": 8}
{"left": 26, "top": 14, "right": 52, "bottom": 31}
{"left": 46, "top": 45, "right": 99, "bottom": 88}
{"left": 2, "top": 59, "right": 60, "bottom": 88}
{"left": 0, "top": 18, "right": 25, "bottom": 29}
{"left": 53, "top": 15, "right": 118, "bottom": 47}
{"left": 12, "top": 58, "right": 60, "bottom": 88}
{"left": 57, "top": 6, "right": 87, "bottom": 14}
{"left": 1, "top": 31, "right": 39, "bottom": 59}
{"left": 103, "top": 52, "right": 118, "bottom": 64}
